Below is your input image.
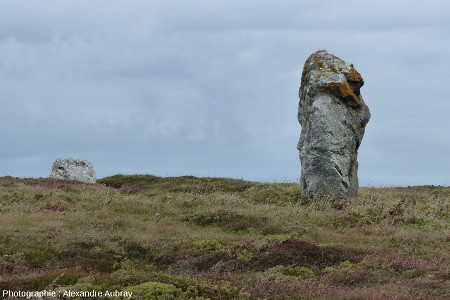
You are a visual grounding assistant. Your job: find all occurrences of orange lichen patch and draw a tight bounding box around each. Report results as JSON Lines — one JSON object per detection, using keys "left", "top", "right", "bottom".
{"left": 314, "top": 57, "right": 325, "bottom": 69}
{"left": 345, "top": 67, "right": 363, "bottom": 82}
{"left": 300, "top": 50, "right": 370, "bottom": 112}
{"left": 329, "top": 64, "right": 339, "bottom": 73}
{"left": 325, "top": 81, "right": 363, "bottom": 107}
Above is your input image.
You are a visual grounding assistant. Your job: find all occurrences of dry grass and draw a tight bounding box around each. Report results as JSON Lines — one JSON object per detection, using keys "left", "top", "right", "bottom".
{"left": 0, "top": 175, "right": 449, "bottom": 299}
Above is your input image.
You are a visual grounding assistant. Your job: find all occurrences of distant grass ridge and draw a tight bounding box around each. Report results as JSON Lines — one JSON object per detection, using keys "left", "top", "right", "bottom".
{"left": 0, "top": 175, "right": 449, "bottom": 299}
{"left": 98, "top": 174, "right": 256, "bottom": 193}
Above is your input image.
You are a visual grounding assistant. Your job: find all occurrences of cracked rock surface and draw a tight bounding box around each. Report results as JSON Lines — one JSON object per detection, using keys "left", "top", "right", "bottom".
{"left": 298, "top": 50, "right": 370, "bottom": 200}
{"left": 49, "top": 158, "right": 96, "bottom": 183}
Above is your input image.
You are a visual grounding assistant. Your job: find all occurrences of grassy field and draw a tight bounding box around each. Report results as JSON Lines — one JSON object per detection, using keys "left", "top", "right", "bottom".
{"left": 0, "top": 175, "right": 449, "bottom": 299}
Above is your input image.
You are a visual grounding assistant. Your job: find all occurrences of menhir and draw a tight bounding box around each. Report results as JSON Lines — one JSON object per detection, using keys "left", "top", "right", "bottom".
{"left": 298, "top": 50, "right": 370, "bottom": 200}
{"left": 49, "top": 158, "right": 96, "bottom": 184}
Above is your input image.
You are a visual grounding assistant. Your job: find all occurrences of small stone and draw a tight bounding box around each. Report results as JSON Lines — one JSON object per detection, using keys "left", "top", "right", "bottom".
{"left": 298, "top": 50, "right": 370, "bottom": 200}
{"left": 167, "top": 259, "right": 198, "bottom": 274}
{"left": 49, "top": 158, "right": 96, "bottom": 183}
{"left": 210, "top": 260, "right": 237, "bottom": 274}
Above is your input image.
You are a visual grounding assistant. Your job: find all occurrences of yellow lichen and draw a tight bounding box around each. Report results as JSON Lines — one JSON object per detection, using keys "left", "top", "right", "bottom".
{"left": 346, "top": 67, "right": 362, "bottom": 82}
{"left": 324, "top": 81, "right": 362, "bottom": 107}
{"left": 314, "top": 57, "right": 324, "bottom": 69}
{"left": 301, "top": 50, "right": 370, "bottom": 111}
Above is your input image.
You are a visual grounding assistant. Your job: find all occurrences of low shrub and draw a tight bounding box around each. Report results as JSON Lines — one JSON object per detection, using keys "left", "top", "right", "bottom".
{"left": 276, "top": 266, "right": 315, "bottom": 278}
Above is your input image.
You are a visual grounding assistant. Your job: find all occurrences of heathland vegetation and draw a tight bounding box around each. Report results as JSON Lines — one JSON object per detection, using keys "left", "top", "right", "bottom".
{"left": 0, "top": 175, "right": 449, "bottom": 299}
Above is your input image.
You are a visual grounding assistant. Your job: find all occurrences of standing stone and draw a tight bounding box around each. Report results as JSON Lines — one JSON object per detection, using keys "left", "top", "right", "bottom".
{"left": 298, "top": 50, "right": 370, "bottom": 200}
{"left": 50, "top": 158, "right": 96, "bottom": 183}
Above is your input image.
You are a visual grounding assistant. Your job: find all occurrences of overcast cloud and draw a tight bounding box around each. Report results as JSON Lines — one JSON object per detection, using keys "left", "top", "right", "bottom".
{"left": 1, "top": 0, "right": 449, "bottom": 186}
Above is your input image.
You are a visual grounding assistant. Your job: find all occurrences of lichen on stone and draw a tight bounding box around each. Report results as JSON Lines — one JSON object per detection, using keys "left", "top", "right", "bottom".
{"left": 301, "top": 50, "right": 368, "bottom": 110}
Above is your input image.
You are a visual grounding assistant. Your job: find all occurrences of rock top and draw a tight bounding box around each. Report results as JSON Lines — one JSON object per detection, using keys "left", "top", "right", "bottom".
{"left": 49, "top": 158, "right": 96, "bottom": 184}
{"left": 298, "top": 50, "right": 370, "bottom": 199}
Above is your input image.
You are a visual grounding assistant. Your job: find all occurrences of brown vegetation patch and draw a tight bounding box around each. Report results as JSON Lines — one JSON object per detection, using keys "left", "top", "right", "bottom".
{"left": 249, "top": 239, "right": 360, "bottom": 271}
{"left": 182, "top": 209, "right": 282, "bottom": 234}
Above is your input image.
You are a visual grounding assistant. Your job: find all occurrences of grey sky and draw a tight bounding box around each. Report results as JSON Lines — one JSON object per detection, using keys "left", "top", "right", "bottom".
{"left": 1, "top": 0, "right": 449, "bottom": 186}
